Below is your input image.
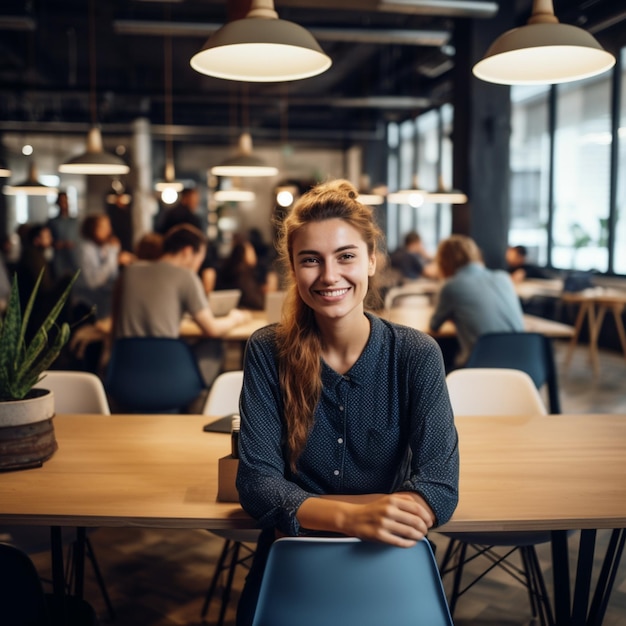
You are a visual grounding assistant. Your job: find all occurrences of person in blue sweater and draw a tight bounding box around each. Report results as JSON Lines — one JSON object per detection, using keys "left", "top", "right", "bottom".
{"left": 430, "top": 234, "right": 524, "bottom": 366}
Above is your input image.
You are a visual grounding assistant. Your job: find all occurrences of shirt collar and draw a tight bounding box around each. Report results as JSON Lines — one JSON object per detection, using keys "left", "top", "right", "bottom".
{"left": 320, "top": 312, "right": 380, "bottom": 386}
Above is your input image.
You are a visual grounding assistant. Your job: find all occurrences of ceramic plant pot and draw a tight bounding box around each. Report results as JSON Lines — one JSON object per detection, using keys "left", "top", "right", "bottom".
{"left": 0, "top": 389, "right": 56, "bottom": 471}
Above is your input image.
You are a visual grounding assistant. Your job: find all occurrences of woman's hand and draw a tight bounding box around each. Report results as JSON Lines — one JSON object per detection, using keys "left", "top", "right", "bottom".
{"left": 341, "top": 493, "right": 434, "bottom": 547}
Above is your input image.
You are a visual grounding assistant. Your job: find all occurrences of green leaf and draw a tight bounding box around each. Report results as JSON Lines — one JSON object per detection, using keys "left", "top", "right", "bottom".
{"left": 0, "top": 274, "right": 23, "bottom": 395}
{"left": 18, "top": 268, "right": 45, "bottom": 352}
{"left": 0, "top": 269, "right": 80, "bottom": 400}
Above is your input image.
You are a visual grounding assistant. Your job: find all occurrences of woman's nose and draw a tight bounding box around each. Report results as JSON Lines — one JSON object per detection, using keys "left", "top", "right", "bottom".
{"left": 320, "top": 261, "right": 339, "bottom": 284}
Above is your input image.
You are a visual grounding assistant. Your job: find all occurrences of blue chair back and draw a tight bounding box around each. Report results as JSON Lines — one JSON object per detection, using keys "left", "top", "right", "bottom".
{"left": 252, "top": 537, "right": 453, "bottom": 626}
{"left": 105, "top": 337, "right": 206, "bottom": 413}
{"left": 0, "top": 542, "right": 50, "bottom": 626}
{"left": 464, "top": 331, "right": 560, "bottom": 413}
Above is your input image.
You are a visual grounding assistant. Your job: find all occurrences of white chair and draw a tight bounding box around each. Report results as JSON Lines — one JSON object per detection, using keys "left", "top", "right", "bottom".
{"left": 5, "top": 370, "right": 114, "bottom": 618}
{"left": 201, "top": 370, "right": 244, "bottom": 417}
{"left": 446, "top": 367, "right": 546, "bottom": 416}
{"left": 34, "top": 370, "right": 111, "bottom": 414}
{"left": 440, "top": 367, "right": 553, "bottom": 625}
{"left": 383, "top": 282, "right": 436, "bottom": 310}
{"left": 201, "top": 370, "right": 260, "bottom": 625}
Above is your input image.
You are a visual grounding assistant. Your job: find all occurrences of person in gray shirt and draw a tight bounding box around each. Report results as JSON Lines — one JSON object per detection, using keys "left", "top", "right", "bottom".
{"left": 430, "top": 235, "right": 524, "bottom": 366}
{"left": 114, "top": 224, "right": 249, "bottom": 386}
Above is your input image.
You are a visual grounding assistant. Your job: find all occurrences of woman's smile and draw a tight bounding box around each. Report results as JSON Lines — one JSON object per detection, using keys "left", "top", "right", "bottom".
{"left": 315, "top": 287, "right": 351, "bottom": 299}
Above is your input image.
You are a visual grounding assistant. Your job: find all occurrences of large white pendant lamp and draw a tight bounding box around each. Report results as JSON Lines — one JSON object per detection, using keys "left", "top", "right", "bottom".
{"left": 4, "top": 162, "right": 58, "bottom": 196}
{"left": 190, "top": 0, "right": 331, "bottom": 82}
{"left": 59, "top": 0, "right": 129, "bottom": 175}
{"left": 473, "top": 0, "right": 616, "bottom": 85}
{"left": 211, "top": 132, "right": 278, "bottom": 178}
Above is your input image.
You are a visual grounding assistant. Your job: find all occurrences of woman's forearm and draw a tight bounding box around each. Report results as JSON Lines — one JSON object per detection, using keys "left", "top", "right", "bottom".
{"left": 296, "top": 491, "right": 435, "bottom": 547}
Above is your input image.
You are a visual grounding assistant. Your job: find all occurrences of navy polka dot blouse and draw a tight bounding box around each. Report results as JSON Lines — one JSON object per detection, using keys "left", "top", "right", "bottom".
{"left": 236, "top": 312, "right": 459, "bottom": 536}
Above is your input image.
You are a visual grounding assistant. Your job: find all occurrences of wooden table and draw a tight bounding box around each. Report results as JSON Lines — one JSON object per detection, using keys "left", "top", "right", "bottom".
{"left": 0, "top": 413, "right": 624, "bottom": 625}
{"left": 384, "top": 306, "right": 575, "bottom": 339}
{"left": 562, "top": 288, "right": 626, "bottom": 377}
{"left": 515, "top": 278, "right": 565, "bottom": 301}
{"left": 94, "top": 310, "right": 268, "bottom": 342}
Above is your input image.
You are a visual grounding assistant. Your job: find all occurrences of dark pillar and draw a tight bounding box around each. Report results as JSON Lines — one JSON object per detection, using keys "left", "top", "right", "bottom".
{"left": 452, "top": 6, "right": 516, "bottom": 269}
{"left": 363, "top": 119, "right": 389, "bottom": 239}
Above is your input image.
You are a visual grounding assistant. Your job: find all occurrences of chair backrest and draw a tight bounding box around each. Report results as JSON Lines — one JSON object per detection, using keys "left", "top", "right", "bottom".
{"left": 265, "top": 290, "right": 286, "bottom": 324}
{"left": 35, "top": 370, "right": 111, "bottom": 414}
{"left": 252, "top": 537, "right": 453, "bottom": 626}
{"left": 202, "top": 370, "right": 244, "bottom": 416}
{"left": 446, "top": 368, "right": 547, "bottom": 416}
{"left": 384, "top": 282, "right": 435, "bottom": 310}
{"left": 464, "top": 331, "right": 561, "bottom": 413}
{"left": 0, "top": 542, "right": 50, "bottom": 626}
{"left": 105, "top": 337, "right": 205, "bottom": 413}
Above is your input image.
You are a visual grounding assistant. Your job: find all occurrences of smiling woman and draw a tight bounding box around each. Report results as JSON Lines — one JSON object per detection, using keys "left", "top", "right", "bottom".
{"left": 234, "top": 179, "right": 459, "bottom": 626}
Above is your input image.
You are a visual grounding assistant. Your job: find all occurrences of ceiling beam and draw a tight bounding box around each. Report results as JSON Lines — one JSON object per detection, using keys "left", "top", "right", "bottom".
{"left": 113, "top": 19, "right": 450, "bottom": 46}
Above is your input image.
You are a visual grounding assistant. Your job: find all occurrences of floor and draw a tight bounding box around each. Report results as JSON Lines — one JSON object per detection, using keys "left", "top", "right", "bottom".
{"left": 25, "top": 339, "right": 626, "bottom": 625}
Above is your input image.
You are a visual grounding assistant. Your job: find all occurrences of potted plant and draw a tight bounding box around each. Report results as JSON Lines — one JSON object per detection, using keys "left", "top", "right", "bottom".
{"left": 0, "top": 269, "right": 78, "bottom": 471}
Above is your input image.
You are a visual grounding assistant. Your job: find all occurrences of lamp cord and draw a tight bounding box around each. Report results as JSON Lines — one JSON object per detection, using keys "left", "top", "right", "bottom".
{"left": 88, "top": 0, "right": 97, "bottom": 125}
{"left": 164, "top": 5, "right": 174, "bottom": 168}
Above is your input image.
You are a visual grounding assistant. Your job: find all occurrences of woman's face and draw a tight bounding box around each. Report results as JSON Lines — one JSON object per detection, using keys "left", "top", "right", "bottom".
{"left": 93, "top": 217, "right": 112, "bottom": 244}
{"left": 291, "top": 218, "right": 376, "bottom": 323}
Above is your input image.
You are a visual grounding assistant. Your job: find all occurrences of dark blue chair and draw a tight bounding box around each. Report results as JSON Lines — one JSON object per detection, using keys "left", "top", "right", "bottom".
{"left": 0, "top": 542, "right": 97, "bottom": 626}
{"left": 105, "top": 337, "right": 206, "bottom": 413}
{"left": 251, "top": 537, "right": 453, "bottom": 626}
{"left": 464, "top": 331, "right": 561, "bottom": 413}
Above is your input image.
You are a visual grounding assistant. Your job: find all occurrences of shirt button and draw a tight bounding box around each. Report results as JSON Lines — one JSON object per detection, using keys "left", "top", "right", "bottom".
{"left": 338, "top": 405, "right": 344, "bottom": 411}
{"left": 333, "top": 470, "right": 340, "bottom": 476}
{"left": 343, "top": 375, "right": 350, "bottom": 381}
{"left": 337, "top": 437, "right": 343, "bottom": 444}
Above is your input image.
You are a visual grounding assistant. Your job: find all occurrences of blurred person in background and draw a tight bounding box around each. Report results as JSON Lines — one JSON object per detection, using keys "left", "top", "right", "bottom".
{"left": 215, "top": 235, "right": 268, "bottom": 310}
{"left": 389, "top": 231, "right": 437, "bottom": 281}
{"left": 506, "top": 244, "right": 550, "bottom": 283}
{"left": 16, "top": 224, "right": 72, "bottom": 339}
{"left": 430, "top": 235, "right": 524, "bottom": 367}
{"left": 0, "top": 253, "right": 10, "bottom": 311}
{"left": 155, "top": 186, "right": 203, "bottom": 235}
{"left": 113, "top": 224, "right": 250, "bottom": 388}
{"left": 134, "top": 231, "right": 164, "bottom": 261}
{"left": 47, "top": 191, "right": 79, "bottom": 280}
{"left": 74, "top": 213, "right": 135, "bottom": 320}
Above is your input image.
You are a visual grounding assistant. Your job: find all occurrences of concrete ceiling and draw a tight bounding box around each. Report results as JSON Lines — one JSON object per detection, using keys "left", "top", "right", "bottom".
{"left": 0, "top": 0, "right": 622, "bottom": 151}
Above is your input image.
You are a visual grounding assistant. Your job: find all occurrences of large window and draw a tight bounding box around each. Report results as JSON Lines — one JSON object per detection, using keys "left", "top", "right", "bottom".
{"left": 552, "top": 73, "right": 612, "bottom": 272}
{"left": 510, "top": 50, "right": 625, "bottom": 275}
{"left": 386, "top": 106, "right": 455, "bottom": 256}
{"left": 509, "top": 85, "right": 550, "bottom": 265}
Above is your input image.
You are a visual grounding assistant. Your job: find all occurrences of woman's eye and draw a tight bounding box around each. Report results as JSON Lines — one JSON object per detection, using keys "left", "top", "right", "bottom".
{"left": 301, "top": 257, "right": 319, "bottom": 265}
{"left": 339, "top": 253, "right": 356, "bottom": 261}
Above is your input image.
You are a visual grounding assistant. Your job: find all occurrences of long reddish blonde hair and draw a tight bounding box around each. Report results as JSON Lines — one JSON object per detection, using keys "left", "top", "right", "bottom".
{"left": 274, "top": 179, "right": 384, "bottom": 471}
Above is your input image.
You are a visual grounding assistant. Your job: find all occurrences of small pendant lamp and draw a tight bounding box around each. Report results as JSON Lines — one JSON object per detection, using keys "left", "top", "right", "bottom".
{"left": 4, "top": 162, "right": 58, "bottom": 196}
{"left": 59, "top": 0, "right": 129, "bottom": 175}
{"left": 211, "top": 132, "right": 278, "bottom": 178}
